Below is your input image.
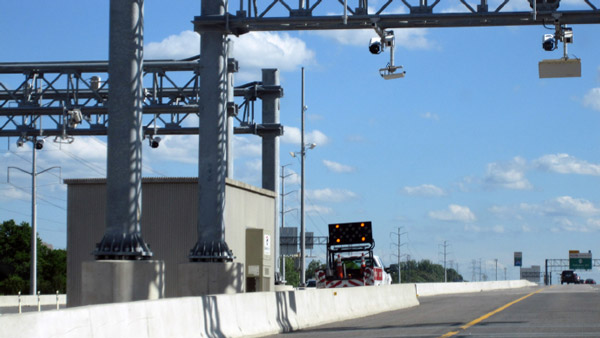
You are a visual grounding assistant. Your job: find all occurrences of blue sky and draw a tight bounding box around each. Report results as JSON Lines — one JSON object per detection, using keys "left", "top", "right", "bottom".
{"left": 1, "top": 1, "right": 600, "bottom": 282}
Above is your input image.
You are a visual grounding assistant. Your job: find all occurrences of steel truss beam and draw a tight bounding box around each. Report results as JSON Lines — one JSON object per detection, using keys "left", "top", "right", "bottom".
{"left": 0, "top": 60, "right": 283, "bottom": 139}
{"left": 195, "top": 0, "right": 600, "bottom": 34}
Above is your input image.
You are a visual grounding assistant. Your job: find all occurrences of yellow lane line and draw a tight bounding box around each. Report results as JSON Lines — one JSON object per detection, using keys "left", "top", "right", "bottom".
{"left": 439, "top": 287, "right": 548, "bottom": 338}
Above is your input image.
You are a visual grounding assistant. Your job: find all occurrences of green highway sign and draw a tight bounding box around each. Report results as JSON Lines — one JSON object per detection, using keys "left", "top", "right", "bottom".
{"left": 569, "top": 252, "right": 592, "bottom": 270}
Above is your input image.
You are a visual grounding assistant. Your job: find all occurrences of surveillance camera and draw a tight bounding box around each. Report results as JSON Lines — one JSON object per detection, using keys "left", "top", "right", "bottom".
{"left": 369, "top": 37, "right": 383, "bottom": 55}
{"left": 149, "top": 136, "right": 161, "bottom": 149}
{"left": 16, "top": 139, "right": 24, "bottom": 147}
{"left": 68, "top": 109, "right": 83, "bottom": 129}
{"left": 542, "top": 34, "right": 555, "bottom": 51}
{"left": 35, "top": 139, "right": 44, "bottom": 150}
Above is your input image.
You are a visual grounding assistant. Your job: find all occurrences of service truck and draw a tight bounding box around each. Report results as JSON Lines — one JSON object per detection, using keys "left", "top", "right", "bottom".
{"left": 316, "top": 221, "right": 392, "bottom": 288}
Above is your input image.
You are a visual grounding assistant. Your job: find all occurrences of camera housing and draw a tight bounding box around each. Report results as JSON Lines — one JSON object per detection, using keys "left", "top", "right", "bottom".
{"left": 542, "top": 34, "right": 555, "bottom": 51}
{"left": 35, "top": 139, "right": 44, "bottom": 150}
{"left": 369, "top": 37, "right": 383, "bottom": 55}
{"left": 149, "top": 136, "right": 161, "bottom": 148}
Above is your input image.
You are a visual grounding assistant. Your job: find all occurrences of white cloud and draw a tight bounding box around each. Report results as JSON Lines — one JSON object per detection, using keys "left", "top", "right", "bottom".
{"left": 521, "top": 224, "right": 533, "bottom": 232}
{"left": 283, "top": 169, "right": 300, "bottom": 185}
{"left": 555, "top": 217, "right": 590, "bottom": 232}
{"left": 235, "top": 159, "right": 262, "bottom": 186}
{"left": 464, "top": 224, "right": 482, "bottom": 232}
{"left": 0, "top": 184, "right": 30, "bottom": 202}
{"left": 232, "top": 135, "right": 262, "bottom": 159}
{"left": 307, "top": 188, "right": 357, "bottom": 203}
{"left": 145, "top": 30, "right": 200, "bottom": 60}
{"left": 583, "top": 88, "right": 600, "bottom": 111}
{"left": 231, "top": 31, "right": 315, "bottom": 80}
{"left": 144, "top": 135, "right": 198, "bottom": 165}
{"left": 429, "top": 204, "right": 476, "bottom": 222}
{"left": 534, "top": 153, "right": 600, "bottom": 175}
{"left": 484, "top": 157, "right": 532, "bottom": 190}
{"left": 585, "top": 218, "right": 600, "bottom": 231}
{"left": 544, "top": 196, "right": 599, "bottom": 216}
{"left": 42, "top": 138, "right": 107, "bottom": 178}
{"left": 464, "top": 224, "right": 505, "bottom": 233}
{"left": 323, "top": 160, "right": 355, "bottom": 173}
{"left": 145, "top": 30, "right": 316, "bottom": 81}
{"left": 402, "top": 184, "right": 445, "bottom": 197}
{"left": 281, "top": 126, "right": 329, "bottom": 146}
{"left": 506, "top": 196, "right": 600, "bottom": 217}
{"left": 306, "top": 205, "right": 333, "bottom": 215}
{"left": 420, "top": 112, "right": 439, "bottom": 121}
{"left": 314, "top": 28, "right": 434, "bottom": 50}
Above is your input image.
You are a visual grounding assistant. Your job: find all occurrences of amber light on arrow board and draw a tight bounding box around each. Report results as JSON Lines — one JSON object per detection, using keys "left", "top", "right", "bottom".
{"left": 328, "top": 221, "right": 373, "bottom": 245}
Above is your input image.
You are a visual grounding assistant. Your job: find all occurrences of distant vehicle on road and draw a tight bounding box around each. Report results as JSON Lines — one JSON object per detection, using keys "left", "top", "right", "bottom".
{"left": 584, "top": 279, "right": 596, "bottom": 285}
{"left": 561, "top": 270, "right": 578, "bottom": 284}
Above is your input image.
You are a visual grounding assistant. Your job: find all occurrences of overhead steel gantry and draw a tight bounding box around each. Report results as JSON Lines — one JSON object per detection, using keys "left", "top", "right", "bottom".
{"left": 193, "top": 0, "right": 599, "bottom": 283}
{"left": 544, "top": 258, "right": 600, "bottom": 284}
{"left": 0, "top": 60, "right": 283, "bottom": 139}
{"left": 194, "top": 0, "right": 600, "bottom": 34}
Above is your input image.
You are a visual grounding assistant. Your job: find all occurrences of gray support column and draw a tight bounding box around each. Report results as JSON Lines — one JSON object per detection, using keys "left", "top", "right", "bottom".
{"left": 261, "top": 69, "right": 281, "bottom": 280}
{"left": 94, "top": 0, "right": 151, "bottom": 259}
{"left": 190, "top": 0, "right": 233, "bottom": 261}
{"left": 226, "top": 40, "right": 235, "bottom": 179}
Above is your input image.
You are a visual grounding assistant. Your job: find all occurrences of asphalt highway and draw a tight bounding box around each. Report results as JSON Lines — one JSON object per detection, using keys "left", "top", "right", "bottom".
{"left": 266, "top": 284, "right": 600, "bottom": 338}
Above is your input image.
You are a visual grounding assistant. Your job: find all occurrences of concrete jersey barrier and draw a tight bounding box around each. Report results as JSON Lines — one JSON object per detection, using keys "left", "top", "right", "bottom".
{"left": 0, "top": 284, "right": 419, "bottom": 338}
{"left": 415, "top": 280, "right": 537, "bottom": 297}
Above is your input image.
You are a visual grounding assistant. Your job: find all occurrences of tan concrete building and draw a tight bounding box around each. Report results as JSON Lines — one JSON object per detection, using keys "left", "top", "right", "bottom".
{"left": 65, "top": 177, "right": 275, "bottom": 307}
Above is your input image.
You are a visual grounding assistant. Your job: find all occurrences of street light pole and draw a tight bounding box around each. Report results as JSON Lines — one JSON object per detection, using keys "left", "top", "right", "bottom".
{"left": 8, "top": 136, "right": 60, "bottom": 295}
{"left": 300, "top": 66, "right": 306, "bottom": 288}
{"left": 30, "top": 136, "right": 37, "bottom": 295}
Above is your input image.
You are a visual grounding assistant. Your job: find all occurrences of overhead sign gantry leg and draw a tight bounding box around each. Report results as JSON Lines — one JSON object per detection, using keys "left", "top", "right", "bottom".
{"left": 82, "top": 0, "right": 165, "bottom": 306}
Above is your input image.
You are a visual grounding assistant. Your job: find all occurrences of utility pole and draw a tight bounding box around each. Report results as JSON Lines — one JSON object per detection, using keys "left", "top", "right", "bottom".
{"left": 406, "top": 254, "right": 411, "bottom": 283}
{"left": 439, "top": 240, "right": 449, "bottom": 283}
{"left": 8, "top": 136, "right": 60, "bottom": 295}
{"left": 390, "top": 227, "right": 406, "bottom": 283}
{"left": 280, "top": 163, "right": 295, "bottom": 283}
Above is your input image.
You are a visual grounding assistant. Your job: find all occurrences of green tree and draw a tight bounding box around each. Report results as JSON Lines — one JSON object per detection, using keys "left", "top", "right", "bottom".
{"left": 284, "top": 256, "right": 300, "bottom": 287}
{"left": 0, "top": 220, "right": 66, "bottom": 295}
{"left": 393, "top": 259, "right": 464, "bottom": 283}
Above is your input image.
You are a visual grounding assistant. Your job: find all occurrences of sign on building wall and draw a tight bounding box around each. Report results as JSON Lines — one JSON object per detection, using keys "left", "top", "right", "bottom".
{"left": 264, "top": 234, "right": 271, "bottom": 256}
{"left": 520, "top": 265, "right": 540, "bottom": 283}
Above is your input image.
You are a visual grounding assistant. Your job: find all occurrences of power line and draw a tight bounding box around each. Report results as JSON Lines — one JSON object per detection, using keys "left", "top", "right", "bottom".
{"left": 46, "top": 142, "right": 106, "bottom": 176}
{"left": 7, "top": 182, "right": 66, "bottom": 210}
